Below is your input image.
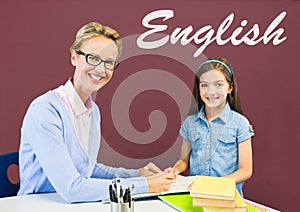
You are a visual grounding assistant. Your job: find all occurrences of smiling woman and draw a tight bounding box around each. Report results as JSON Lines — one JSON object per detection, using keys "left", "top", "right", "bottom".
{"left": 71, "top": 36, "right": 119, "bottom": 103}
{"left": 17, "top": 21, "right": 175, "bottom": 203}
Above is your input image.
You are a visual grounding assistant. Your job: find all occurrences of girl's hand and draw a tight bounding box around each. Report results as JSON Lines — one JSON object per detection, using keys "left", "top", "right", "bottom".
{"left": 164, "top": 167, "right": 179, "bottom": 179}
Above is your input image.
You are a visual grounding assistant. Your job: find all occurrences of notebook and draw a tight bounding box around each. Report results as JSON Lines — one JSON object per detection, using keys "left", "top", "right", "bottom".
{"left": 244, "top": 199, "right": 281, "bottom": 212}
{"left": 192, "top": 189, "right": 241, "bottom": 208}
{"left": 190, "top": 176, "right": 236, "bottom": 200}
{"left": 158, "top": 193, "right": 260, "bottom": 212}
{"left": 133, "top": 175, "right": 195, "bottom": 199}
{"left": 199, "top": 190, "right": 246, "bottom": 212}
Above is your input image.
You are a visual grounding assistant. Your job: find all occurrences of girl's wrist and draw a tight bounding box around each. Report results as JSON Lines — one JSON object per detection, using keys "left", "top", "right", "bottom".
{"left": 173, "top": 168, "right": 180, "bottom": 176}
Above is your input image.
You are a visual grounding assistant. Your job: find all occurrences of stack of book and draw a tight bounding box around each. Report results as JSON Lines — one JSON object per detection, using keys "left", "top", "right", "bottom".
{"left": 190, "top": 176, "right": 247, "bottom": 212}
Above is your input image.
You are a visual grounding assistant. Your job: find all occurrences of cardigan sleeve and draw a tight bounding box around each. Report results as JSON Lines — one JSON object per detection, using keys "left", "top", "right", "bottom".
{"left": 20, "top": 100, "right": 148, "bottom": 203}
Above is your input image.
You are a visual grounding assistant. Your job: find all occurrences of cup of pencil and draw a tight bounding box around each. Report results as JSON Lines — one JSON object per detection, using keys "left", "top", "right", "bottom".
{"left": 110, "top": 201, "right": 134, "bottom": 212}
{"left": 110, "top": 178, "right": 134, "bottom": 212}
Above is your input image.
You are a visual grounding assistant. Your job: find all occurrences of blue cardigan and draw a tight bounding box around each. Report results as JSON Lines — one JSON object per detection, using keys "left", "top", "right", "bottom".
{"left": 18, "top": 91, "right": 148, "bottom": 203}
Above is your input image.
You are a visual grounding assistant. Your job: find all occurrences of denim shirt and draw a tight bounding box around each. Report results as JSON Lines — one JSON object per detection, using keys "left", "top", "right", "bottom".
{"left": 180, "top": 103, "right": 254, "bottom": 196}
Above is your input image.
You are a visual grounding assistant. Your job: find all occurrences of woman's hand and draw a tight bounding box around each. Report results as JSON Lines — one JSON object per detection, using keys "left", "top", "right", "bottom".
{"left": 146, "top": 172, "right": 175, "bottom": 193}
{"left": 138, "top": 162, "right": 162, "bottom": 177}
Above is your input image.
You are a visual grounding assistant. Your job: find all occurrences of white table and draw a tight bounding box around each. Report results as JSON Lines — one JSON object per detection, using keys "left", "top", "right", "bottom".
{"left": 0, "top": 193, "right": 176, "bottom": 212}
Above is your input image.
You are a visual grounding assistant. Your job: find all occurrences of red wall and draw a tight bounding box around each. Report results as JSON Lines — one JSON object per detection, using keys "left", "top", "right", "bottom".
{"left": 1, "top": 1, "right": 299, "bottom": 211}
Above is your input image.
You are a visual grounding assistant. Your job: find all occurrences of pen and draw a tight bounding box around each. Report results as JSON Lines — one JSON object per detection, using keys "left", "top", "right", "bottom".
{"left": 109, "top": 184, "right": 114, "bottom": 202}
{"left": 116, "top": 178, "right": 121, "bottom": 203}
{"left": 144, "top": 163, "right": 162, "bottom": 174}
{"left": 120, "top": 185, "right": 123, "bottom": 204}
{"left": 113, "top": 178, "right": 119, "bottom": 203}
{"left": 123, "top": 188, "right": 129, "bottom": 203}
{"left": 145, "top": 167, "right": 160, "bottom": 174}
{"left": 129, "top": 185, "right": 134, "bottom": 210}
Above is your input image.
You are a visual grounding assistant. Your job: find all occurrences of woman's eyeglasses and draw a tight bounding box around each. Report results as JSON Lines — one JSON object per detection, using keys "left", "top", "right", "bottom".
{"left": 76, "top": 50, "right": 119, "bottom": 70}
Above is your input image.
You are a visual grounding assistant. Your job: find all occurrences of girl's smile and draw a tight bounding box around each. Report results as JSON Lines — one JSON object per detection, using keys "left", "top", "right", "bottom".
{"left": 206, "top": 96, "right": 219, "bottom": 102}
{"left": 199, "top": 69, "right": 232, "bottom": 117}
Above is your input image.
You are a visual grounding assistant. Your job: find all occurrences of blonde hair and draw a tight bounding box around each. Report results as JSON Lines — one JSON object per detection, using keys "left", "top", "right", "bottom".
{"left": 70, "top": 22, "right": 122, "bottom": 57}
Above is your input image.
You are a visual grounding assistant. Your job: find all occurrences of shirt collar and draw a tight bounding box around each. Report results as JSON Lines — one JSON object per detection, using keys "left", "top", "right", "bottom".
{"left": 195, "top": 102, "right": 231, "bottom": 124}
{"left": 64, "top": 79, "right": 93, "bottom": 116}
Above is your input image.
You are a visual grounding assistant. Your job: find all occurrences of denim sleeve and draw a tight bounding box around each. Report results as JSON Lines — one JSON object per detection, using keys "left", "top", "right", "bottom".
{"left": 236, "top": 116, "right": 255, "bottom": 144}
{"left": 21, "top": 102, "right": 148, "bottom": 203}
{"left": 179, "top": 119, "right": 189, "bottom": 141}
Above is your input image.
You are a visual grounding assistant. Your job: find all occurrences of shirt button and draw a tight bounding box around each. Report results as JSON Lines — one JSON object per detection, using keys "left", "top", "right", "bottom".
{"left": 225, "top": 138, "right": 228, "bottom": 142}
{"left": 205, "top": 162, "right": 209, "bottom": 165}
{"left": 85, "top": 162, "right": 89, "bottom": 166}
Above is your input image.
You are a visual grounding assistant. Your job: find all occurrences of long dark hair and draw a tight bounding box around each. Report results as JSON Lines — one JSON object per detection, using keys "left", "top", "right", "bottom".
{"left": 189, "top": 57, "right": 243, "bottom": 115}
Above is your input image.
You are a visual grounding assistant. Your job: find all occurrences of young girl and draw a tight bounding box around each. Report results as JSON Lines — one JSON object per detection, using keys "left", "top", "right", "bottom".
{"left": 169, "top": 58, "right": 254, "bottom": 196}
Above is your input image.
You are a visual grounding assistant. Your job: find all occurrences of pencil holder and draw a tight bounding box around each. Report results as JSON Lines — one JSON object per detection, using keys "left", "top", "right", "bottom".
{"left": 110, "top": 201, "right": 134, "bottom": 212}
